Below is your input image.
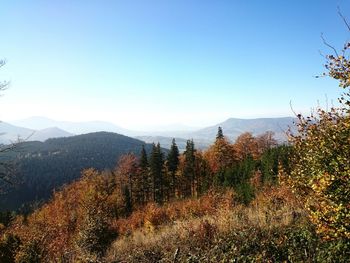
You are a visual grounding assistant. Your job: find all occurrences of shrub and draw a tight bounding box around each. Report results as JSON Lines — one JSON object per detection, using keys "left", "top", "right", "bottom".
{"left": 288, "top": 32, "right": 350, "bottom": 240}
{"left": 0, "top": 233, "right": 21, "bottom": 263}
{"left": 234, "top": 182, "right": 255, "bottom": 205}
{"left": 75, "top": 208, "right": 116, "bottom": 261}
{"left": 15, "top": 239, "right": 43, "bottom": 263}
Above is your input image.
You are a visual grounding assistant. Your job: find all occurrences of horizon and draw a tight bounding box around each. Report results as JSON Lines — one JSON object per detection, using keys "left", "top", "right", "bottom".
{"left": 5, "top": 115, "right": 296, "bottom": 133}
{"left": 1, "top": 1, "right": 349, "bottom": 130}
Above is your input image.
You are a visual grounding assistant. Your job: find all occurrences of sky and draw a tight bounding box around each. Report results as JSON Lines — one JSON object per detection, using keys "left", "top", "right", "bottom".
{"left": 0, "top": 0, "right": 349, "bottom": 131}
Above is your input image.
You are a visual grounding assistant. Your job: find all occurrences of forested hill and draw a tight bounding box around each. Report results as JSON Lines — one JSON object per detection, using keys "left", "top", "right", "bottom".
{"left": 0, "top": 132, "right": 156, "bottom": 211}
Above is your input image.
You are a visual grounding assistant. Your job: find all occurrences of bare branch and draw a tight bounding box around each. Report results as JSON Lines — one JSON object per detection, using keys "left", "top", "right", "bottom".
{"left": 338, "top": 6, "right": 350, "bottom": 32}
{"left": 321, "top": 33, "right": 339, "bottom": 57}
{"left": 289, "top": 100, "right": 300, "bottom": 118}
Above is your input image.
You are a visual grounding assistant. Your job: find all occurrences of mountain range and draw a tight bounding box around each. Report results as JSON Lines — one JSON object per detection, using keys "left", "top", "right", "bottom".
{"left": 189, "top": 117, "right": 296, "bottom": 143}
{"left": 0, "top": 116, "right": 297, "bottom": 211}
{"left": 1, "top": 116, "right": 297, "bottom": 148}
{"left": 0, "top": 122, "right": 73, "bottom": 144}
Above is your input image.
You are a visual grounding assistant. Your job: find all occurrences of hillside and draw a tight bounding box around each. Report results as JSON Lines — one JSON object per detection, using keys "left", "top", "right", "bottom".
{"left": 190, "top": 117, "right": 296, "bottom": 143}
{"left": 0, "top": 132, "right": 155, "bottom": 211}
{"left": 29, "top": 127, "right": 74, "bottom": 141}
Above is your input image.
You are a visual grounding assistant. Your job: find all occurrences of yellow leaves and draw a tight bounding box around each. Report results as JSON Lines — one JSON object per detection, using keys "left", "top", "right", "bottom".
{"left": 310, "top": 173, "right": 332, "bottom": 193}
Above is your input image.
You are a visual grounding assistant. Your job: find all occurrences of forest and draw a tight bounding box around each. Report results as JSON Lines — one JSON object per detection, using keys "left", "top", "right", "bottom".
{"left": 0, "top": 5, "right": 350, "bottom": 263}
{"left": 0, "top": 132, "right": 155, "bottom": 211}
{"left": 0, "top": 114, "right": 349, "bottom": 262}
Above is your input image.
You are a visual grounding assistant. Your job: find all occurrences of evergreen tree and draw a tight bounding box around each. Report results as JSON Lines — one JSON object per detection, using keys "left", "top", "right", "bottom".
{"left": 167, "top": 138, "right": 179, "bottom": 199}
{"left": 194, "top": 151, "right": 211, "bottom": 196}
{"left": 139, "top": 145, "right": 150, "bottom": 203}
{"left": 216, "top": 126, "right": 224, "bottom": 140}
{"left": 149, "top": 143, "right": 164, "bottom": 204}
{"left": 183, "top": 140, "right": 196, "bottom": 197}
{"left": 122, "top": 185, "right": 132, "bottom": 216}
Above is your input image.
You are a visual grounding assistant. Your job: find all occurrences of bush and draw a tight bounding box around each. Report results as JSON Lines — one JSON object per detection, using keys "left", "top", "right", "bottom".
{"left": 234, "top": 182, "right": 255, "bottom": 205}
{"left": 15, "top": 240, "right": 43, "bottom": 263}
{"left": 75, "top": 208, "right": 116, "bottom": 260}
{"left": 288, "top": 33, "right": 350, "bottom": 240}
{"left": 0, "top": 233, "right": 21, "bottom": 263}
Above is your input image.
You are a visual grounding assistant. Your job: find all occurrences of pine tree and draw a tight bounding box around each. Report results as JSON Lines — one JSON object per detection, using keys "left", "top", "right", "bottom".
{"left": 183, "top": 140, "right": 196, "bottom": 197}
{"left": 206, "top": 126, "right": 234, "bottom": 176}
{"left": 149, "top": 143, "right": 164, "bottom": 204}
{"left": 216, "top": 126, "right": 224, "bottom": 140}
{"left": 139, "top": 145, "right": 150, "bottom": 203}
{"left": 122, "top": 185, "right": 132, "bottom": 216}
{"left": 167, "top": 138, "right": 179, "bottom": 199}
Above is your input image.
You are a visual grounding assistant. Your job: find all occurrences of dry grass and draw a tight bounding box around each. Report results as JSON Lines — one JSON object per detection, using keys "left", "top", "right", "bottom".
{"left": 106, "top": 185, "right": 306, "bottom": 262}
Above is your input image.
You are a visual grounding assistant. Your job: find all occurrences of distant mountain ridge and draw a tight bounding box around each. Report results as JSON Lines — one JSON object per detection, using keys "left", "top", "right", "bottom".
{"left": 30, "top": 127, "right": 74, "bottom": 142}
{"left": 4, "top": 116, "right": 296, "bottom": 148}
{"left": 0, "top": 122, "right": 74, "bottom": 144}
{"left": 0, "top": 122, "right": 34, "bottom": 144}
{"left": 189, "top": 117, "right": 296, "bottom": 143}
{"left": 12, "top": 116, "right": 132, "bottom": 136}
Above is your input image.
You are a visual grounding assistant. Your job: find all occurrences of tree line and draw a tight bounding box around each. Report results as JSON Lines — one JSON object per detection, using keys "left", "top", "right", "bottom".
{"left": 114, "top": 129, "right": 289, "bottom": 215}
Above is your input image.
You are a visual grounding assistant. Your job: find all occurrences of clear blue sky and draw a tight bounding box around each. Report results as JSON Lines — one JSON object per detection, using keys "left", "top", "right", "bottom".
{"left": 0, "top": 0, "right": 349, "bottom": 130}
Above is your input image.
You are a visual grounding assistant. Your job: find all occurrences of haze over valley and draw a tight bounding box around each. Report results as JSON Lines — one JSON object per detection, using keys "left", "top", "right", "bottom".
{"left": 1, "top": 116, "right": 295, "bottom": 150}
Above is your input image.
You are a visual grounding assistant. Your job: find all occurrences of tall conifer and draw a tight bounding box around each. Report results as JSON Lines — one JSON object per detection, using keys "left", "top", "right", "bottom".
{"left": 167, "top": 138, "right": 179, "bottom": 199}
{"left": 150, "top": 143, "right": 164, "bottom": 204}
{"left": 183, "top": 140, "right": 196, "bottom": 197}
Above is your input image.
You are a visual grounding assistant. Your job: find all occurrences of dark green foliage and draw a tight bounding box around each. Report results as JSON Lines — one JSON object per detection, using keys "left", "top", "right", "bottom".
{"left": 167, "top": 139, "right": 179, "bottom": 199}
{"left": 123, "top": 186, "right": 132, "bottom": 216}
{"left": 223, "top": 155, "right": 255, "bottom": 187}
{"left": 0, "top": 211, "right": 16, "bottom": 227}
{"left": 216, "top": 126, "right": 224, "bottom": 140}
{"left": 139, "top": 145, "right": 151, "bottom": 204}
{"left": 0, "top": 233, "right": 21, "bottom": 263}
{"left": 221, "top": 156, "right": 256, "bottom": 205}
{"left": 0, "top": 132, "right": 155, "bottom": 211}
{"left": 167, "top": 139, "right": 179, "bottom": 173}
{"left": 15, "top": 240, "right": 43, "bottom": 263}
{"left": 213, "top": 170, "right": 225, "bottom": 187}
{"left": 140, "top": 145, "right": 148, "bottom": 170}
{"left": 150, "top": 143, "right": 164, "bottom": 204}
{"left": 234, "top": 182, "right": 255, "bottom": 205}
{"left": 259, "top": 145, "right": 291, "bottom": 184}
{"left": 183, "top": 140, "right": 196, "bottom": 197}
{"left": 195, "top": 156, "right": 211, "bottom": 196}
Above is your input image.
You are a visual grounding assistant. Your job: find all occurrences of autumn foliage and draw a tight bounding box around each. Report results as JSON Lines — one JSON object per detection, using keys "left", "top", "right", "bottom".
{"left": 288, "top": 34, "right": 350, "bottom": 241}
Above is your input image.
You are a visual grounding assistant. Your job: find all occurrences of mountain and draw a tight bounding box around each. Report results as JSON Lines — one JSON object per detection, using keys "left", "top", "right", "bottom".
{"left": 12, "top": 116, "right": 133, "bottom": 136}
{"left": 0, "top": 122, "right": 34, "bottom": 144}
{"left": 7, "top": 116, "right": 297, "bottom": 148}
{"left": 0, "top": 132, "right": 156, "bottom": 211}
{"left": 0, "top": 121, "right": 74, "bottom": 144}
{"left": 189, "top": 117, "right": 296, "bottom": 143}
{"left": 29, "top": 127, "right": 74, "bottom": 141}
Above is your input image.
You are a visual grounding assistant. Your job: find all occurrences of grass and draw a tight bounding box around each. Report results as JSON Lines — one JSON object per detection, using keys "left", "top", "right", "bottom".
{"left": 105, "top": 185, "right": 315, "bottom": 262}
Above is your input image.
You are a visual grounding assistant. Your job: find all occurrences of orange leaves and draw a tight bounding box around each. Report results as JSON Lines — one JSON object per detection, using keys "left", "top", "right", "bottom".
{"left": 205, "top": 137, "right": 235, "bottom": 174}
{"left": 113, "top": 192, "right": 223, "bottom": 236}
